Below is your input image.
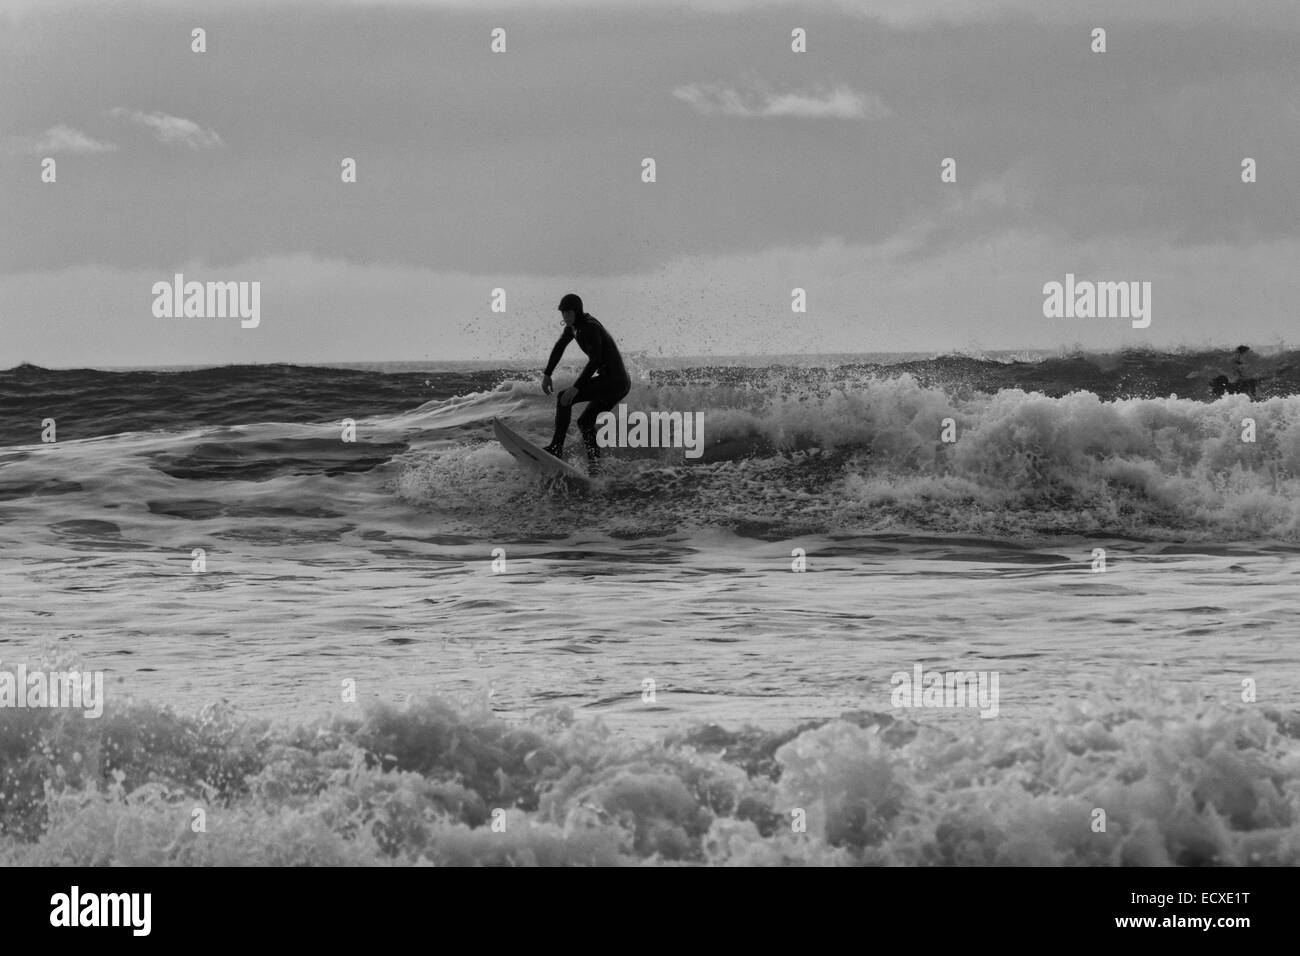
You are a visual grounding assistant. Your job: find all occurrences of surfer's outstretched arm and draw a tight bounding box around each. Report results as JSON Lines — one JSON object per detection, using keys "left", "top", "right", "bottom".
{"left": 545, "top": 328, "right": 574, "bottom": 376}
{"left": 542, "top": 327, "right": 574, "bottom": 394}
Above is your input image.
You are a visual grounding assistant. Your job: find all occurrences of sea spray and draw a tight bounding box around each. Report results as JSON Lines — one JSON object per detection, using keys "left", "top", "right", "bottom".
{"left": 2, "top": 677, "right": 1297, "bottom": 866}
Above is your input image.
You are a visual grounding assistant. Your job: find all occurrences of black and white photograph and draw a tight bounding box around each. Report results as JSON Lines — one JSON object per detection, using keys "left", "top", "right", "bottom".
{"left": 0, "top": 0, "right": 1295, "bottom": 927}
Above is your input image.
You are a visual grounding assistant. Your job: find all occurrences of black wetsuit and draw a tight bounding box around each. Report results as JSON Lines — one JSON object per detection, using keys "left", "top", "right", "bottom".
{"left": 545, "top": 313, "right": 631, "bottom": 458}
{"left": 1228, "top": 353, "right": 1260, "bottom": 398}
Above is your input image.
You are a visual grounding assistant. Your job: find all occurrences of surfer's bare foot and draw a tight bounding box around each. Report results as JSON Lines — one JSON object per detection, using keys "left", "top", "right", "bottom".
{"left": 543, "top": 441, "right": 564, "bottom": 459}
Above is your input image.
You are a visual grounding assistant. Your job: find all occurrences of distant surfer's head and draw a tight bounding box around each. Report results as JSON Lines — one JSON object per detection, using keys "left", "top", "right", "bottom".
{"left": 1236, "top": 345, "right": 1251, "bottom": 354}
{"left": 558, "top": 293, "right": 584, "bottom": 328}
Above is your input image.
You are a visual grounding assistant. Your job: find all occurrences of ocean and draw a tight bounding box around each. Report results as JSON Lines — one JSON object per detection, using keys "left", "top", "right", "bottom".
{"left": 1, "top": 349, "right": 1298, "bottom": 865}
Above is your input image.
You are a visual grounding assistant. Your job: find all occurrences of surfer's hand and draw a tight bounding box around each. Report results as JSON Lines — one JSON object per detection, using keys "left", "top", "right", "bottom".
{"left": 542, "top": 374, "right": 553, "bottom": 395}
{"left": 559, "top": 387, "right": 578, "bottom": 407}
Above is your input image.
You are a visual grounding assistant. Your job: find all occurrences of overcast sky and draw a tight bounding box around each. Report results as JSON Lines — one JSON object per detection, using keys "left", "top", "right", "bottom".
{"left": 2, "top": 0, "right": 1298, "bottom": 367}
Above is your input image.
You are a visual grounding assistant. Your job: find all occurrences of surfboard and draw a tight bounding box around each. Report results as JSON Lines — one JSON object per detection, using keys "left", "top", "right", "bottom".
{"left": 492, "top": 418, "right": 592, "bottom": 486}
{"left": 1186, "top": 361, "right": 1293, "bottom": 381}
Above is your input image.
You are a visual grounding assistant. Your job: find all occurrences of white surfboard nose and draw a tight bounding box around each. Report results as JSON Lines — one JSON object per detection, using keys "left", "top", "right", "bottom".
{"left": 494, "top": 418, "right": 592, "bottom": 487}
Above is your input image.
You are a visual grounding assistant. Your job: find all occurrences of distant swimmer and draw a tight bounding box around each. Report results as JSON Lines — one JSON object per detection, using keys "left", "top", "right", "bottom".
{"left": 1211, "top": 345, "right": 1261, "bottom": 399}
{"left": 540, "top": 293, "right": 631, "bottom": 475}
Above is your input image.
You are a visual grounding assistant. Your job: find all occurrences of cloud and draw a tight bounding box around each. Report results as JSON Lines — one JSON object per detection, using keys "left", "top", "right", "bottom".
{"left": 107, "top": 108, "right": 224, "bottom": 149}
{"left": 673, "top": 82, "right": 890, "bottom": 121}
{"left": 1, "top": 124, "right": 118, "bottom": 155}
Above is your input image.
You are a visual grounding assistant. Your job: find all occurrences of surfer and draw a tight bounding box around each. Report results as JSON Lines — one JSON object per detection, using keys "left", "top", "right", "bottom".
{"left": 540, "top": 293, "right": 631, "bottom": 474}
{"left": 1211, "top": 345, "right": 1261, "bottom": 399}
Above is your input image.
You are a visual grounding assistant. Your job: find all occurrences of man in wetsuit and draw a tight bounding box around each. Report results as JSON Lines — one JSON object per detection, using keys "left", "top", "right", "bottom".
{"left": 1213, "top": 344, "right": 1261, "bottom": 398}
{"left": 1230, "top": 346, "right": 1259, "bottom": 395}
{"left": 540, "top": 293, "right": 630, "bottom": 474}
